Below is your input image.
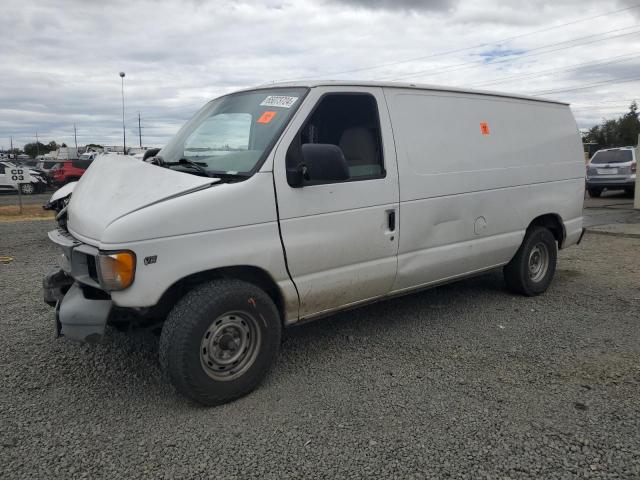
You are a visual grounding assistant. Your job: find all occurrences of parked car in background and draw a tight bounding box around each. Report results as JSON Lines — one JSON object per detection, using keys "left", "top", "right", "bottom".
{"left": 586, "top": 147, "right": 637, "bottom": 197}
{"left": 0, "top": 161, "right": 48, "bottom": 194}
{"left": 37, "top": 159, "right": 61, "bottom": 173}
{"left": 17, "top": 159, "right": 39, "bottom": 168}
{"left": 50, "top": 159, "right": 94, "bottom": 185}
{"left": 79, "top": 152, "right": 98, "bottom": 161}
{"left": 16, "top": 160, "right": 53, "bottom": 187}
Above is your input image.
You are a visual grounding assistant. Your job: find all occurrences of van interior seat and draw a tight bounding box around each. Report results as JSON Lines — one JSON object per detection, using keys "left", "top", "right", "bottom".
{"left": 339, "top": 127, "right": 382, "bottom": 177}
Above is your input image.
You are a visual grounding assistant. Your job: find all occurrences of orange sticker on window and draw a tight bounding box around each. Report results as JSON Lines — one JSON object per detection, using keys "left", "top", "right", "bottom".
{"left": 257, "top": 111, "right": 277, "bottom": 124}
{"left": 480, "top": 122, "right": 490, "bottom": 136}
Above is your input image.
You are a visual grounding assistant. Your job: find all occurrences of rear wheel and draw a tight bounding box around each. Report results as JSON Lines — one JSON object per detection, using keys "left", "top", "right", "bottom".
{"left": 19, "top": 183, "right": 35, "bottom": 195}
{"left": 588, "top": 188, "right": 602, "bottom": 198}
{"left": 503, "top": 226, "right": 557, "bottom": 296}
{"left": 159, "top": 279, "right": 281, "bottom": 406}
{"left": 624, "top": 187, "right": 635, "bottom": 197}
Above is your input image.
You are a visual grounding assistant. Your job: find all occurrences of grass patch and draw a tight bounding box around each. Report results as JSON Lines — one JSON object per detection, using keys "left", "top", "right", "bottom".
{"left": 0, "top": 204, "right": 55, "bottom": 222}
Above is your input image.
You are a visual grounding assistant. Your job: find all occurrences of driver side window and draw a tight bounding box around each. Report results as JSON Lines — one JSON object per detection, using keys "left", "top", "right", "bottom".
{"left": 286, "top": 93, "right": 385, "bottom": 185}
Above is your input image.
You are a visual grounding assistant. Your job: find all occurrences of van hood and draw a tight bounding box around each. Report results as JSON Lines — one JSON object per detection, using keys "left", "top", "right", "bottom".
{"left": 67, "top": 154, "right": 218, "bottom": 243}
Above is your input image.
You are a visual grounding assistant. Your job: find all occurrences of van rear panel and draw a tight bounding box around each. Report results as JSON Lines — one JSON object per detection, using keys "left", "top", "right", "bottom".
{"left": 383, "top": 88, "right": 584, "bottom": 292}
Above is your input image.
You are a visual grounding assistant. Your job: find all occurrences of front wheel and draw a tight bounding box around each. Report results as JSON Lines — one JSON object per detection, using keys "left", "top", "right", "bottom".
{"left": 588, "top": 188, "right": 602, "bottom": 198}
{"left": 159, "top": 279, "right": 282, "bottom": 406}
{"left": 503, "top": 226, "right": 557, "bottom": 296}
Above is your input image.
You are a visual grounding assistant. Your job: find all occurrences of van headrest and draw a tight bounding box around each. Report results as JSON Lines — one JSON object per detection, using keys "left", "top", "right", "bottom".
{"left": 339, "top": 127, "right": 377, "bottom": 166}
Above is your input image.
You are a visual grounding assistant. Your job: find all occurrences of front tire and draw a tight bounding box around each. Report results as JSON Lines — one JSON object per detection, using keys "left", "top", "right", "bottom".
{"left": 159, "top": 279, "right": 281, "bottom": 406}
{"left": 587, "top": 188, "right": 602, "bottom": 198}
{"left": 503, "top": 226, "right": 557, "bottom": 296}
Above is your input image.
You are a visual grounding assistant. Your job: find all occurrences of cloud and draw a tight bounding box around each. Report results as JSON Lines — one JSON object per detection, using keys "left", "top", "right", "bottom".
{"left": 1, "top": 0, "right": 639, "bottom": 148}
{"left": 325, "top": 0, "right": 457, "bottom": 12}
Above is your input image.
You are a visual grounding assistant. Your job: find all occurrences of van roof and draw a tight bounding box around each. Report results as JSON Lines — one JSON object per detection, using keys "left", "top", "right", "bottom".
{"left": 243, "top": 80, "right": 569, "bottom": 106}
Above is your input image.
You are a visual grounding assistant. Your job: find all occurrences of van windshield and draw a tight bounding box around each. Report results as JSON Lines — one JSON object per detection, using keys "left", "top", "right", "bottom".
{"left": 591, "top": 149, "right": 632, "bottom": 164}
{"left": 157, "top": 88, "right": 307, "bottom": 177}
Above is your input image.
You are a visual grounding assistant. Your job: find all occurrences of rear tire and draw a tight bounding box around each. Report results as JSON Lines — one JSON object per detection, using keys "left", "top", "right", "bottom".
{"left": 624, "top": 187, "right": 635, "bottom": 197}
{"left": 503, "top": 226, "right": 557, "bottom": 296}
{"left": 588, "top": 188, "right": 602, "bottom": 198}
{"left": 19, "top": 183, "right": 35, "bottom": 195}
{"left": 159, "top": 279, "right": 281, "bottom": 406}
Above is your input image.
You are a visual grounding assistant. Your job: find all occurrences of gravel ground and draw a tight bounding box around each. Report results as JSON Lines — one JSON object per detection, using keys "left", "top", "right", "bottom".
{"left": 1, "top": 220, "right": 639, "bottom": 479}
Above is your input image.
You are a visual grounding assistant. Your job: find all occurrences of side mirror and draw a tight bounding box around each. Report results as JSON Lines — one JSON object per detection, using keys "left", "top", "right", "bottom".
{"left": 286, "top": 163, "right": 306, "bottom": 188}
{"left": 143, "top": 148, "right": 161, "bottom": 161}
{"left": 302, "top": 143, "right": 350, "bottom": 183}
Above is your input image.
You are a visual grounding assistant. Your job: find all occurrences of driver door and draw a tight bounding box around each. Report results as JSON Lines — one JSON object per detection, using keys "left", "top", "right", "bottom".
{"left": 273, "top": 87, "right": 400, "bottom": 320}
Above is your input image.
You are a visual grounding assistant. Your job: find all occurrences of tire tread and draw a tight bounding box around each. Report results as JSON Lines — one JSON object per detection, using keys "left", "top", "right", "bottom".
{"left": 159, "top": 279, "right": 281, "bottom": 406}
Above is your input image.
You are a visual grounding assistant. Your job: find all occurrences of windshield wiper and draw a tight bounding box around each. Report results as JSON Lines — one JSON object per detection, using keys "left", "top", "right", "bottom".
{"left": 147, "top": 154, "right": 165, "bottom": 166}
{"left": 150, "top": 156, "right": 247, "bottom": 181}
{"left": 160, "top": 158, "right": 214, "bottom": 177}
{"left": 178, "top": 158, "right": 213, "bottom": 177}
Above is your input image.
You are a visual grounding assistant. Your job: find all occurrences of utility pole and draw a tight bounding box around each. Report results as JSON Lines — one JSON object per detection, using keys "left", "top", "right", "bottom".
{"left": 36, "top": 132, "right": 40, "bottom": 157}
{"left": 74, "top": 124, "right": 78, "bottom": 151}
{"left": 119, "top": 72, "right": 126, "bottom": 154}
{"left": 10, "top": 136, "right": 13, "bottom": 157}
{"left": 138, "top": 112, "right": 142, "bottom": 148}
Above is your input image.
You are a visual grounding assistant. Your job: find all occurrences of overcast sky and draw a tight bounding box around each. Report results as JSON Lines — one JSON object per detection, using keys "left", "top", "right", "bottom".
{"left": 2, "top": 0, "right": 639, "bottom": 150}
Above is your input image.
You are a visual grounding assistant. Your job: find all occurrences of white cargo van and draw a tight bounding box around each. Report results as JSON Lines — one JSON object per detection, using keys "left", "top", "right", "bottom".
{"left": 44, "top": 81, "right": 585, "bottom": 405}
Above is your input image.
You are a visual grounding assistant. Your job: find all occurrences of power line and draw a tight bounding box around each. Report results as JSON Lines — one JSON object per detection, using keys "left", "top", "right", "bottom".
{"left": 387, "top": 25, "right": 640, "bottom": 81}
{"left": 532, "top": 75, "right": 640, "bottom": 96}
{"left": 473, "top": 53, "right": 640, "bottom": 88}
{"left": 571, "top": 98, "right": 639, "bottom": 106}
{"left": 571, "top": 103, "right": 637, "bottom": 111}
{"left": 280, "top": 4, "right": 640, "bottom": 81}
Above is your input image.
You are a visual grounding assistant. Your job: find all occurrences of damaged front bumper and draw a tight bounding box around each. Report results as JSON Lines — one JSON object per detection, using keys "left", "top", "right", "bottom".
{"left": 43, "top": 229, "right": 113, "bottom": 343}
{"left": 44, "top": 268, "right": 113, "bottom": 343}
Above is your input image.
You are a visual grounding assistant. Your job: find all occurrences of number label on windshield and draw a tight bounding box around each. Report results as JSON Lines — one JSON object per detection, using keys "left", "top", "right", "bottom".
{"left": 260, "top": 96, "right": 298, "bottom": 108}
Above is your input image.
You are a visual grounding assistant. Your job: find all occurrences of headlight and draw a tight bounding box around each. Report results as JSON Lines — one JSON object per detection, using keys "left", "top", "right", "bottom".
{"left": 97, "top": 250, "right": 136, "bottom": 291}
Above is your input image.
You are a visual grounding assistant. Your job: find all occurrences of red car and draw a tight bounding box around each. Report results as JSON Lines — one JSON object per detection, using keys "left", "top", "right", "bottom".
{"left": 50, "top": 159, "right": 93, "bottom": 185}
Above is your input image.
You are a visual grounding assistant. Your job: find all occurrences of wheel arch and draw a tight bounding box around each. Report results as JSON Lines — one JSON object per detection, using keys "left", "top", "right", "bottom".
{"left": 151, "top": 265, "right": 286, "bottom": 323}
{"left": 528, "top": 213, "right": 566, "bottom": 248}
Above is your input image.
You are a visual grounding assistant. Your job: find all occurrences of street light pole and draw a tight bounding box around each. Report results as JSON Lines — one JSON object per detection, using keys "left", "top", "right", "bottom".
{"left": 119, "top": 71, "right": 126, "bottom": 155}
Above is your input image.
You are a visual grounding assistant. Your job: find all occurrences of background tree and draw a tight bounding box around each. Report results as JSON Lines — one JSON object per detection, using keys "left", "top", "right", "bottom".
{"left": 23, "top": 141, "right": 51, "bottom": 158}
{"left": 618, "top": 101, "right": 640, "bottom": 146}
{"left": 583, "top": 101, "right": 640, "bottom": 148}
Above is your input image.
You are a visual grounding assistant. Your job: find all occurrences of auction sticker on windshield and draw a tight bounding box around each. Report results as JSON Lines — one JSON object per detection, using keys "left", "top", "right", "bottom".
{"left": 260, "top": 96, "right": 298, "bottom": 108}
{"left": 257, "top": 111, "right": 277, "bottom": 124}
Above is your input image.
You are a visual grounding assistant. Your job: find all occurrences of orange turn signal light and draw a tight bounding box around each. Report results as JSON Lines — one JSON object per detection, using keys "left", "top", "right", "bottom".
{"left": 97, "top": 250, "right": 136, "bottom": 291}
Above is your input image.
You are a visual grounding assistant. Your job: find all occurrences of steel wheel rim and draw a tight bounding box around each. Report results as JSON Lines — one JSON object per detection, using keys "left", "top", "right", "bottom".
{"left": 200, "top": 311, "right": 261, "bottom": 381}
{"left": 528, "top": 242, "right": 549, "bottom": 283}
{"left": 21, "top": 184, "right": 34, "bottom": 194}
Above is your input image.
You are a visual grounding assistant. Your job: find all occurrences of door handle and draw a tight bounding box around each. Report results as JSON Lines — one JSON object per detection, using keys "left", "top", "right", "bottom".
{"left": 387, "top": 209, "right": 396, "bottom": 232}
